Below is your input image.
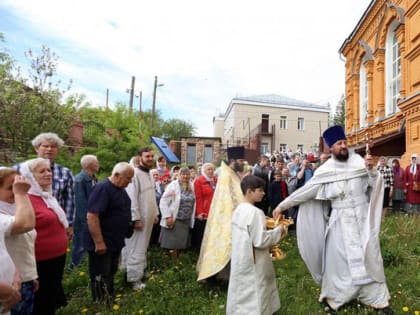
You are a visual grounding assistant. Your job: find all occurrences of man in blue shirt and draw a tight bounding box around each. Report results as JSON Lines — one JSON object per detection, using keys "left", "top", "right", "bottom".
{"left": 69, "top": 154, "right": 99, "bottom": 269}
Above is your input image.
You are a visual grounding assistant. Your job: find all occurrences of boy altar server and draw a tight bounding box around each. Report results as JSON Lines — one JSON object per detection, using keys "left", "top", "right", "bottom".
{"left": 226, "top": 175, "right": 286, "bottom": 315}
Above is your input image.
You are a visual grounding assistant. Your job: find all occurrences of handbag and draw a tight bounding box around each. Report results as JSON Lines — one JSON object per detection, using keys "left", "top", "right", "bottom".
{"left": 413, "top": 181, "right": 420, "bottom": 192}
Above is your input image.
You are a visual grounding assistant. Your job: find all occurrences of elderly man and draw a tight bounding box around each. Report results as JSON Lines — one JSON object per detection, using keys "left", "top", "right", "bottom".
{"left": 30, "top": 132, "right": 75, "bottom": 235}
{"left": 273, "top": 125, "right": 394, "bottom": 315}
{"left": 84, "top": 162, "right": 134, "bottom": 302}
{"left": 122, "top": 147, "right": 159, "bottom": 290}
{"left": 69, "top": 155, "right": 99, "bottom": 270}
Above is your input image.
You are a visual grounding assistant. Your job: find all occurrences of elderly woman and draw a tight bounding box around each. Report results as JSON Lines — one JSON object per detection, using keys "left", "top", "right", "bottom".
{"left": 19, "top": 158, "right": 68, "bottom": 315}
{"left": 391, "top": 159, "right": 405, "bottom": 212}
{"left": 0, "top": 168, "right": 35, "bottom": 315}
{"left": 192, "top": 163, "right": 217, "bottom": 251}
{"left": 404, "top": 154, "right": 420, "bottom": 214}
{"left": 160, "top": 167, "right": 195, "bottom": 256}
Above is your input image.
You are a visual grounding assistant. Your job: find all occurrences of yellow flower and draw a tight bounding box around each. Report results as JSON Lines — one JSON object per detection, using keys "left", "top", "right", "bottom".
{"left": 66, "top": 248, "right": 70, "bottom": 253}
{"left": 79, "top": 271, "right": 85, "bottom": 276}
{"left": 414, "top": 310, "right": 419, "bottom": 315}
{"left": 81, "top": 308, "right": 88, "bottom": 313}
{"left": 138, "top": 309, "right": 144, "bottom": 314}
{"left": 115, "top": 294, "right": 122, "bottom": 298}
{"left": 114, "top": 297, "right": 121, "bottom": 302}
{"left": 402, "top": 306, "right": 409, "bottom": 312}
{"left": 113, "top": 304, "right": 120, "bottom": 310}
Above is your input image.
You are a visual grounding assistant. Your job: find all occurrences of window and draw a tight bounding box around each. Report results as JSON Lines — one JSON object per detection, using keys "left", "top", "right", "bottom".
{"left": 203, "top": 144, "right": 213, "bottom": 163}
{"left": 279, "top": 116, "right": 287, "bottom": 129}
{"left": 297, "top": 144, "right": 304, "bottom": 153}
{"left": 359, "top": 61, "right": 368, "bottom": 128}
{"left": 261, "top": 114, "right": 269, "bottom": 133}
{"left": 297, "top": 117, "right": 304, "bottom": 130}
{"left": 186, "top": 144, "right": 196, "bottom": 165}
{"left": 385, "top": 21, "right": 401, "bottom": 116}
{"left": 260, "top": 142, "right": 269, "bottom": 155}
{"left": 279, "top": 144, "right": 287, "bottom": 152}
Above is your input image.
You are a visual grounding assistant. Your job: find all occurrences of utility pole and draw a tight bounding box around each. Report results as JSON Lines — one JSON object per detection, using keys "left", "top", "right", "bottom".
{"left": 105, "top": 88, "right": 109, "bottom": 109}
{"left": 151, "top": 76, "right": 164, "bottom": 131}
{"left": 129, "top": 76, "right": 135, "bottom": 112}
{"left": 138, "top": 91, "right": 142, "bottom": 131}
{"left": 151, "top": 76, "right": 158, "bottom": 131}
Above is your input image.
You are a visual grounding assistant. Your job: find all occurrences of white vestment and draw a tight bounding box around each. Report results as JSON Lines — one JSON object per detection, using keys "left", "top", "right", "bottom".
{"left": 121, "top": 167, "right": 159, "bottom": 282}
{"left": 278, "top": 153, "right": 390, "bottom": 309}
{"left": 226, "top": 202, "right": 282, "bottom": 315}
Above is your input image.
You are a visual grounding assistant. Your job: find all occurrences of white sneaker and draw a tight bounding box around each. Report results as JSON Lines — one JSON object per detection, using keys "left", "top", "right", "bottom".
{"left": 132, "top": 281, "right": 146, "bottom": 290}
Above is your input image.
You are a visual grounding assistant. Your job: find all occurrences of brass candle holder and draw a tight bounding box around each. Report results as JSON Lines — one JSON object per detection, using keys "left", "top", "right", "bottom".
{"left": 266, "top": 215, "right": 294, "bottom": 261}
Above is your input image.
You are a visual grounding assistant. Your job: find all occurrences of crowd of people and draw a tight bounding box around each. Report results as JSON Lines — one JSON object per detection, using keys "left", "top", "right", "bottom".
{"left": 0, "top": 128, "right": 419, "bottom": 314}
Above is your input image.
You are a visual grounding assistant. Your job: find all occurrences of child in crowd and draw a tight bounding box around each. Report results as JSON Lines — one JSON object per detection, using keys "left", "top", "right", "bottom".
{"left": 226, "top": 175, "right": 286, "bottom": 315}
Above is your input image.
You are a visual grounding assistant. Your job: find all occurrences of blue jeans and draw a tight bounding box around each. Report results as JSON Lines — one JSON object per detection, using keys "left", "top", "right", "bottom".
{"left": 69, "top": 223, "right": 86, "bottom": 268}
{"left": 11, "top": 280, "right": 35, "bottom": 315}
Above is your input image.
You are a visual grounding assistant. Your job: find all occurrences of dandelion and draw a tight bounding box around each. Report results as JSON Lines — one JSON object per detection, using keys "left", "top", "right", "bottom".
{"left": 414, "top": 310, "right": 419, "bottom": 315}
{"left": 81, "top": 308, "right": 88, "bottom": 313}
{"left": 79, "top": 271, "right": 85, "bottom": 276}
{"left": 138, "top": 309, "right": 144, "bottom": 314}
{"left": 113, "top": 304, "right": 120, "bottom": 311}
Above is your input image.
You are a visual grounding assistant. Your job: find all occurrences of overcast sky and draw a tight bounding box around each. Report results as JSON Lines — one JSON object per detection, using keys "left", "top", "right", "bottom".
{"left": 0, "top": 0, "right": 371, "bottom": 136}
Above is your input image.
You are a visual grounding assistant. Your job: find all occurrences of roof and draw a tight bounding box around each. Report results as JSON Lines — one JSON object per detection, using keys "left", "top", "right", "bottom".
{"left": 225, "top": 94, "right": 330, "bottom": 117}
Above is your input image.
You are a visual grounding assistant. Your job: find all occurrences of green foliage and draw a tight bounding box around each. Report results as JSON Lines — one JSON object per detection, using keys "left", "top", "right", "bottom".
{"left": 0, "top": 37, "right": 76, "bottom": 161}
{"left": 160, "top": 118, "right": 196, "bottom": 141}
{"left": 57, "top": 213, "right": 419, "bottom": 315}
{"left": 330, "top": 94, "right": 346, "bottom": 127}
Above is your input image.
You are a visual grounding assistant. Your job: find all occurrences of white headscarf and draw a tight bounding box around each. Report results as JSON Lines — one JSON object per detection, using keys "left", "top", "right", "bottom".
{"left": 19, "top": 160, "right": 68, "bottom": 228}
{"left": 410, "top": 154, "right": 418, "bottom": 176}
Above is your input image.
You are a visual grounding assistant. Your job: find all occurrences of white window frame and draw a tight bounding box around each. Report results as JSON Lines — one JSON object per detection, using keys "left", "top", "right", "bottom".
{"left": 385, "top": 21, "right": 401, "bottom": 116}
{"left": 279, "top": 116, "right": 287, "bottom": 129}
{"left": 261, "top": 142, "right": 269, "bottom": 155}
{"left": 297, "top": 117, "right": 304, "bottom": 131}
{"left": 359, "top": 60, "right": 368, "bottom": 128}
{"left": 296, "top": 144, "right": 304, "bottom": 153}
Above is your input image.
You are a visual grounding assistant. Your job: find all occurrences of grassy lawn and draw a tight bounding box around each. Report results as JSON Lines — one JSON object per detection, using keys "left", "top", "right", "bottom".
{"left": 58, "top": 213, "right": 419, "bottom": 315}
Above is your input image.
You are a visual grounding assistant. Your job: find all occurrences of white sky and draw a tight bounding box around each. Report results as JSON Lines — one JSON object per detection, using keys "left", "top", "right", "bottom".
{"left": 0, "top": 0, "right": 371, "bottom": 136}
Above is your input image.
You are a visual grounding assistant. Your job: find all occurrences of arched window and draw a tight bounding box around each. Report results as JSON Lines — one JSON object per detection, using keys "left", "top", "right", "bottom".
{"left": 385, "top": 21, "right": 401, "bottom": 116}
{"left": 359, "top": 60, "right": 368, "bottom": 128}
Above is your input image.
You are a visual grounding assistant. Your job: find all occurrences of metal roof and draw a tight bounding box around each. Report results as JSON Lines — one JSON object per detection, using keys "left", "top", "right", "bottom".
{"left": 231, "top": 94, "right": 330, "bottom": 111}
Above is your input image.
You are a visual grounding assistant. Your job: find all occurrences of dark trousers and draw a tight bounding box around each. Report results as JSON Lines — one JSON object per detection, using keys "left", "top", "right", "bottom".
{"left": 87, "top": 250, "right": 120, "bottom": 302}
{"left": 33, "top": 254, "right": 67, "bottom": 315}
{"left": 191, "top": 219, "right": 207, "bottom": 251}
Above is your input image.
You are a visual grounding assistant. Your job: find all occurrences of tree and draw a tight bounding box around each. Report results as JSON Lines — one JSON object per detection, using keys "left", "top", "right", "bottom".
{"left": 160, "top": 118, "right": 196, "bottom": 141}
{"left": 0, "top": 36, "right": 77, "bottom": 161}
{"left": 330, "top": 94, "right": 346, "bottom": 127}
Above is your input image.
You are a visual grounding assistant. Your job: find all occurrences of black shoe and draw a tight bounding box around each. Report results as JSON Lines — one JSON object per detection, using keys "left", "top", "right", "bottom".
{"left": 322, "top": 302, "right": 338, "bottom": 314}
{"left": 379, "top": 306, "right": 394, "bottom": 315}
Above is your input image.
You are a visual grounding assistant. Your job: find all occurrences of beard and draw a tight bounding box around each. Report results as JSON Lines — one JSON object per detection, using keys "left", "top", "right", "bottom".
{"left": 334, "top": 151, "right": 349, "bottom": 162}
{"left": 234, "top": 161, "right": 244, "bottom": 173}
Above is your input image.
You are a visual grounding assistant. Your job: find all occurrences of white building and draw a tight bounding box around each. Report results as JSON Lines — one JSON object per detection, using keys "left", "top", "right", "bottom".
{"left": 214, "top": 94, "right": 330, "bottom": 155}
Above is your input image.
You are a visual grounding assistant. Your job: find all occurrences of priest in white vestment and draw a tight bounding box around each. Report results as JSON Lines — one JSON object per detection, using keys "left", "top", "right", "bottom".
{"left": 273, "top": 126, "right": 394, "bottom": 315}
{"left": 121, "top": 148, "right": 159, "bottom": 290}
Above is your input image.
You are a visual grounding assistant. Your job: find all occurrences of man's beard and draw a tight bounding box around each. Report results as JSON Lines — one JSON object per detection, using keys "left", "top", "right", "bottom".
{"left": 234, "top": 162, "right": 244, "bottom": 173}
{"left": 335, "top": 151, "right": 349, "bottom": 162}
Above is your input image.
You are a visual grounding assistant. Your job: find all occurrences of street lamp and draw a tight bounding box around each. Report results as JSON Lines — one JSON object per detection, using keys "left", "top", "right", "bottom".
{"left": 151, "top": 75, "right": 164, "bottom": 131}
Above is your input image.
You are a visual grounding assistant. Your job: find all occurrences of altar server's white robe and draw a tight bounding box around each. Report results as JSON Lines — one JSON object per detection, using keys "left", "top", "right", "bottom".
{"left": 226, "top": 202, "right": 282, "bottom": 315}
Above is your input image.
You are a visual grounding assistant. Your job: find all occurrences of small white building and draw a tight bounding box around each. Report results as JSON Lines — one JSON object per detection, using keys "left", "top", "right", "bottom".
{"left": 214, "top": 94, "right": 330, "bottom": 155}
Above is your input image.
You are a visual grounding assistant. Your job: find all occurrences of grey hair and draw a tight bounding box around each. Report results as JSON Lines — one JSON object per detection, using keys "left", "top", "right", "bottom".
{"left": 31, "top": 132, "right": 64, "bottom": 148}
{"left": 111, "top": 162, "right": 133, "bottom": 176}
{"left": 27, "top": 157, "right": 51, "bottom": 172}
{"left": 80, "top": 155, "right": 98, "bottom": 168}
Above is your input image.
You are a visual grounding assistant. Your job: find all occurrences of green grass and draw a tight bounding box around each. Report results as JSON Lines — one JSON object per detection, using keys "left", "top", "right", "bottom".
{"left": 58, "top": 213, "right": 420, "bottom": 315}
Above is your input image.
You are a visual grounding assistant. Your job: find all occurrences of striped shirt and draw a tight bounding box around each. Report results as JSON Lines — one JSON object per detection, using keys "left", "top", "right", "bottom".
{"left": 377, "top": 165, "right": 394, "bottom": 189}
